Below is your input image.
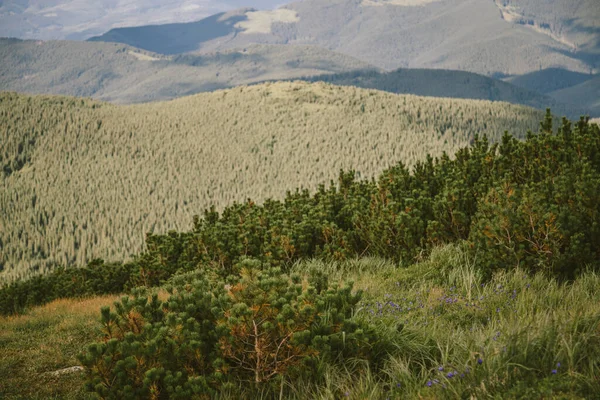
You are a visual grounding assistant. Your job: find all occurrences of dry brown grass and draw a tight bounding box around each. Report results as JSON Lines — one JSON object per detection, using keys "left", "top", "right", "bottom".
{"left": 0, "top": 295, "right": 120, "bottom": 399}
{"left": 0, "top": 81, "right": 545, "bottom": 280}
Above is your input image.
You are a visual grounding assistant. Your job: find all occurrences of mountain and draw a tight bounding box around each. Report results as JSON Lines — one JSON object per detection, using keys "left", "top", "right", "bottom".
{"left": 0, "top": 1, "right": 284, "bottom": 40}
{"left": 5, "top": 37, "right": 592, "bottom": 116}
{"left": 506, "top": 68, "right": 595, "bottom": 94}
{"left": 548, "top": 75, "right": 600, "bottom": 117}
{"left": 88, "top": 8, "right": 250, "bottom": 55}
{"left": 0, "top": 38, "right": 375, "bottom": 103}
{"left": 302, "top": 68, "right": 592, "bottom": 118}
{"left": 89, "top": 0, "right": 599, "bottom": 76}
{"left": 493, "top": 0, "right": 600, "bottom": 61}
{"left": 0, "top": 82, "right": 545, "bottom": 280}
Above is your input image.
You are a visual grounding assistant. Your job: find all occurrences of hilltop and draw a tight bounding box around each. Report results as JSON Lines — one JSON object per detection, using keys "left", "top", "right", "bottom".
{"left": 89, "top": 0, "right": 599, "bottom": 76}
{"left": 0, "top": 81, "right": 544, "bottom": 280}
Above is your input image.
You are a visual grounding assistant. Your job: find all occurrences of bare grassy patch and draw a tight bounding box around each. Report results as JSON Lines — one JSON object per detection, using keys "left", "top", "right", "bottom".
{"left": 0, "top": 295, "right": 119, "bottom": 399}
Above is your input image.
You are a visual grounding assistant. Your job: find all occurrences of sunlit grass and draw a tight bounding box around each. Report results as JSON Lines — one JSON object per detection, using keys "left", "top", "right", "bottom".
{"left": 0, "top": 295, "right": 122, "bottom": 399}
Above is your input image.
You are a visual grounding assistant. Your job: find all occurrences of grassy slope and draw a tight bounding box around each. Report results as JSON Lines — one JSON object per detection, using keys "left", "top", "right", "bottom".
{"left": 0, "top": 38, "right": 374, "bottom": 103}
{"left": 0, "top": 295, "right": 120, "bottom": 399}
{"left": 0, "top": 82, "right": 545, "bottom": 280}
{"left": 1, "top": 246, "right": 599, "bottom": 398}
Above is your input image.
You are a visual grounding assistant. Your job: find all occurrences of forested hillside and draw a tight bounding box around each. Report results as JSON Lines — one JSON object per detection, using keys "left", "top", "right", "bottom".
{"left": 0, "top": 82, "right": 544, "bottom": 280}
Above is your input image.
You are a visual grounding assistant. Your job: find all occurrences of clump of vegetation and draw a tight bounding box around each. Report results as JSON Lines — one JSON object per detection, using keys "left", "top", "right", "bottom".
{"left": 2, "top": 111, "right": 600, "bottom": 398}
{"left": 78, "top": 262, "right": 387, "bottom": 399}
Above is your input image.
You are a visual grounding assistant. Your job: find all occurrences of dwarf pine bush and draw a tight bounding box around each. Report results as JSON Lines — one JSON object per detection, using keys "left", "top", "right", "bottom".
{"left": 78, "top": 260, "right": 388, "bottom": 398}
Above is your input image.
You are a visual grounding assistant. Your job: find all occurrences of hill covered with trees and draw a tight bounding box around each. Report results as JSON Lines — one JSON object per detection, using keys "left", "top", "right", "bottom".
{"left": 0, "top": 82, "right": 545, "bottom": 280}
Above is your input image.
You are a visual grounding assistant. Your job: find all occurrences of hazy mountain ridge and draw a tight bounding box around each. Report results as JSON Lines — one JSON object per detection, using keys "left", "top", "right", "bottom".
{"left": 4, "top": 37, "right": 593, "bottom": 116}
{"left": 493, "top": 0, "right": 600, "bottom": 58}
{"left": 547, "top": 75, "right": 600, "bottom": 117}
{"left": 300, "top": 68, "right": 593, "bottom": 118}
{"left": 0, "top": 0, "right": 284, "bottom": 40}
{"left": 0, "top": 38, "right": 375, "bottom": 103}
{"left": 89, "top": 0, "right": 597, "bottom": 77}
{"left": 0, "top": 82, "right": 545, "bottom": 279}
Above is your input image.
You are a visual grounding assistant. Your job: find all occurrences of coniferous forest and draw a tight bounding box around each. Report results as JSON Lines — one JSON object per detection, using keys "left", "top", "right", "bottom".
{"left": 1, "top": 111, "right": 600, "bottom": 399}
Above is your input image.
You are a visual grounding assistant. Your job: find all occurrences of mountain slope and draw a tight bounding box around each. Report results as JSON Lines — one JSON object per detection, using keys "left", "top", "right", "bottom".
{"left": 89, "top": 0, "right": 597, "bottom": 76}
{"left": 548, "top": 75, "right": 600, "bottom": 116}
{"left": 5, "top": 37, "right": 592, "bottom": 116}
{"left": 0, "top": 38, "right": 374, "bottom": 103}
{"left": 493, "top": 0, "right": 600, "bottom": 58}
{"left": 0, "top": 82, "right": 545, "bottom": 280}
{"left": 0, "top": 1, "right": 284, "bottom": 40}
{"left": 506, "top": 68, "right": 596, "bottom": 94}
{"left": 303, "top": 68, "right": 593, "bottom": 118}
{"left": 88, "top": 9, "right": 250, "bottom": 54}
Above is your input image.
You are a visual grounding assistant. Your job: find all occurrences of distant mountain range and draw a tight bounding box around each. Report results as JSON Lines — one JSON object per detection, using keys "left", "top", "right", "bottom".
{"left": 1, "top": 37, "right": 594, "bottom": 117}
{"left": 89, "top": 0, "right": 600, "bottom": 77}
{"left": 0, "top": 38, "right": 374, "bottom": 103}
{"left": 0, "top": 0, "right": 284, "bottom": 40}
{"left": 2, "top": 0, "right": 599, "bottom": 116}
{"left": 303, "top": 68, "right": 593, "bottom": 118}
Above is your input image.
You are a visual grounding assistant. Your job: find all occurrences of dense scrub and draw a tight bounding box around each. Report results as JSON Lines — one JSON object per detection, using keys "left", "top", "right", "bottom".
{"left": 113, "top": 111, "right": 600, "bottom": 281}
{"left": 0, "top": 85, "right": 543, "bottom": 280}
{"left": 1, "top": 111, "right": 598, "bottom": 317}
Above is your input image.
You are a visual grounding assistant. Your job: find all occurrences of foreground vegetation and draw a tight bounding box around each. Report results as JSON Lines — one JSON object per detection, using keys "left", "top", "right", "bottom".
{"left": 1, "top": 248, "right": 599, "bottom": 399}
{"left": 1, "top": 112, "right": 599, "bottom": 398}
{"left": 0, "top": 83, "right": 544, "bottom": 280}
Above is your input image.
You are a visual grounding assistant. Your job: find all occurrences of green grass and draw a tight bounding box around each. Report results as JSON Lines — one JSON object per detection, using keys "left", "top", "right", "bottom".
{"left": 2, "top": 245, "right": 599, "bottom": 398}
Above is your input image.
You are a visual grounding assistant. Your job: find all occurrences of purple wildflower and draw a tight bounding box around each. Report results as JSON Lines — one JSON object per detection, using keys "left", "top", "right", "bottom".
{"left": 477, "top": 358, "right": 483, "bottom": 365}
